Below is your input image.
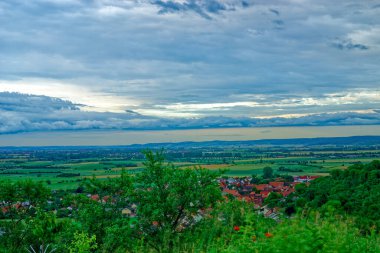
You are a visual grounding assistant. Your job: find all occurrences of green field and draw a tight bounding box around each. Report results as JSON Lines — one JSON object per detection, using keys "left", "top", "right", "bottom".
{"left": 1, "top": 147, "right": 379, "bottom": 189}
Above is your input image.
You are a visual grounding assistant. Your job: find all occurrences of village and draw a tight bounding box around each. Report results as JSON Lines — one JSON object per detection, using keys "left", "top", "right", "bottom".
{"left": 219, "top": 175, "right": 320, "bottom": 220}
{"left": 1, "top": 175, "right": 320, "bottom": 222}
{"left": 82, "top": 174, "right": 321, "bottom": 224}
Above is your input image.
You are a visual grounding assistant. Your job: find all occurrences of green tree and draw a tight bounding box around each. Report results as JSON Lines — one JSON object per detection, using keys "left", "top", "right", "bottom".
{"left": 132, "top": 150, "right": 222, "bottom": 251}
{"left": 264, "top": 192, "right": 282, "bottom": 208}
{"left": 250, "top": 175, "right": 260, "bottom": 184}
{"left": 72, "top": 171, "right": 133, "bottom": 248}
{"left": 0, "top": 180, "right": 51, "bottom": 252}
{"left": 263, "top": 166, "right": 273, "bottom": 179}
{"left": 68, "top": 232, "right": 97, "bottom": 253}
{"left": 292, "top": 160, "right": 380, "bottom": 233}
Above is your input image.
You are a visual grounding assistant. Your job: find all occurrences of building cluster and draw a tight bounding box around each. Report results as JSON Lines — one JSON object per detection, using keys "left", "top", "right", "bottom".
{"left": 219, "top": 175, "right": 319, "bottom": 219}
{"left": 1, "top": 201, "right": 31, "bottom": 214}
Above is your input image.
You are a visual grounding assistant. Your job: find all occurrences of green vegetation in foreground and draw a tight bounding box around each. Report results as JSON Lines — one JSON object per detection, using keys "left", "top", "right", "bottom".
{"left": 288, "top": 160, "right": 380, "bottom": 233}
{"left": 0, "top": 151, "right": 379, "bottom": 252}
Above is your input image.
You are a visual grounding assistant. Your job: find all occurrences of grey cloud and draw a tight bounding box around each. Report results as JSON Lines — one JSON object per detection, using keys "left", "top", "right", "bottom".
{"left": 272, "top": 19, "right": 284, "bottom": 30}
{"left": 151, "top": 0, "right": 250, "bottom": 19}
{"left": 332, "top": 38, "right": 369, "bottom": 50}
{"left": 0, "top": 0, "right": 379, "bottom": 121}
{"left": 269, "top": 8, "right": 280, "bottom": 16}
{"left": 0, "top": 92, "right": 153, "bottom": 134}
{"left": 1, "top": 92, "right": 379, "bottom": 134}
{"left": 0, "top": 92, "right": 78, "bottom": 112}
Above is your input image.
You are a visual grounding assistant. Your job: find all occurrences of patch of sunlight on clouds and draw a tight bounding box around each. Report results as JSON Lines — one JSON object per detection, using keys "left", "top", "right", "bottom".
{"left": 163, "top": 101, "right": 262, "bottom": 111}
{"left": 0, "top": 79, "right": 140, "bottom": 113}
{"left": 135, "top": 109, "right": 200, "bottom": 118}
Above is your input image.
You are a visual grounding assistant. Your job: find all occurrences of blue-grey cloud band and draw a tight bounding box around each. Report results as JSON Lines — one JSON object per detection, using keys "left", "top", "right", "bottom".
{"left": 0, "top": 92, "right": 379, "bottom": 134}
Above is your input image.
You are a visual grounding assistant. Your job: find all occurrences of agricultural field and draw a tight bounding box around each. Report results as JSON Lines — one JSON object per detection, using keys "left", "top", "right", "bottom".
{"left": 1, "top": 144, "right": 380, "bottom": 189}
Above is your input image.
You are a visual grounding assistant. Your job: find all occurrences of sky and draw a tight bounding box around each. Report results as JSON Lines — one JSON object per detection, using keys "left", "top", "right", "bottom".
{"left": 1, "top": 126, "right": 380, "bottom": 146}
{"left": 0, "top": 0, "right": 380, "bottom": 136}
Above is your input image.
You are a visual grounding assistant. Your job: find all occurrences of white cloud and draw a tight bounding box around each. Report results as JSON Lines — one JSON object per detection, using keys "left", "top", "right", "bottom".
{"left": 0, "top": 79, "right": 141, "bottom": 113}
{"left": 348, "top": 27, "right": 380, "bottom": 50}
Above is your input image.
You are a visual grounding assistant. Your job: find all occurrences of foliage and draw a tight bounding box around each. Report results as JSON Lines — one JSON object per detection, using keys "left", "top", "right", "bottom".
{"left": 131, "top": 150, "right": 223, "bottom": 250}
{"left": 0, "top": 179, "right": 50, "bottom": 208}
{"left": 262, "top": 166, "right": 273, "bottom": 179}
{"left": 293, "top": 160, "right": 380, "bottom": 233}
{"left": 219, "top": 210, "right": 380, "bottom": 253}
{"left": 27, "top": 244, "right": 56, "bottom": 253}
{"left": 69, "top": 170, "right": 133, "bottom": 248}
{"left": 264, "top": 192, "right": 282, "bottom": 208}
{"left": 0, "top": 180, "right": 53, "bottom": 252}
{"left": 68, "top": 232, "right": 97, "bottom": 253}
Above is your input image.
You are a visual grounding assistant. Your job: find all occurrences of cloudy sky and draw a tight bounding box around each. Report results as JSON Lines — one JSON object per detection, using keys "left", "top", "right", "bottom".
{"left": 0, "top": 0, "right": 380, "bottom": 135}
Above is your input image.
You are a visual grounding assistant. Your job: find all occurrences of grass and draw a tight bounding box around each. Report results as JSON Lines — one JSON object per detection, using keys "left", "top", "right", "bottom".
{"left": 128, "top": 202, "right": 380, "bottom": 253}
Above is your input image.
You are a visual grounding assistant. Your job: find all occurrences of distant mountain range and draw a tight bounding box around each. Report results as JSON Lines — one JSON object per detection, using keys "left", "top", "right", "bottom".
{"left": 127, "top": 135, "right": 380, "bottom": 148}
{"left": 1, "top": 135, "right": 380, "bottom": 150}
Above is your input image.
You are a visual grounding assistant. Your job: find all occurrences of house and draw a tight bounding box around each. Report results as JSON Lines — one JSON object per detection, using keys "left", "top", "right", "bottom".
{"left": 90, "top": 194, "right": 100, "bottom": 201}
{"left": 253, "top": 184, "right": 271, "bottom": 191}
{"left": 281, "top": 189, "right": 294, "bottom": 197}
{"left": 250, "top": 193, "right": 263, "bottom": 205}
{"left": 102, "top": 195, "right": 111, "bottom": 203}
{"left": 122, "top": 208, "right": 132, "bottom": 215}
{"left": 293, "top": 175, "right": 319, "bottom": 183}
{"left": 260, "top": 191, "right": 271, "bottom": 198}
{"left": 223, "top": 189, "right": 240, "bottom": 198}
{"left": 1, "top": 206, "right": 10, "bottom": 214}
{"left": 269, "top": 181, "right": 284, "bottom": 189}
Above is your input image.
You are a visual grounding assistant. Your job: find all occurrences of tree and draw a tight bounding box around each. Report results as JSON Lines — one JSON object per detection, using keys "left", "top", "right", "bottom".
{"left": 132, "top": 150, "right": 222, "bottom": 250}
{"left": 264, "top": 192, "right": 282, "bottom": 208}
{"left": 0, "top": 180, "right": 57, "bottom": 252}
{"left": 281, "top": 175, "right": 294, "bottom": 182}
{"left": 263, "top": 166, "right": 273, "bottom": 179}
{"left": 290, "top": 160, "right": 380, "bottom": 233}
{"left": 250, "top": 175, "right": 260, "bottom": 184}
{"left": 68, "top": 232, "right": 97, "bottom": 253}
{"left": 72, "top": 170, "right": 133, "bottom": 247}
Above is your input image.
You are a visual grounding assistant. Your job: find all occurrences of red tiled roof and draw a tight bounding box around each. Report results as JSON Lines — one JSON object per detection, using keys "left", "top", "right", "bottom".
{"left": 260, "top": 191, "right": 271, "bottom": 198}
{"left": 90, "top": 194, "right": 100, "bottom": 201}
{"left": 239, "top": 196, "right": 254, "bottom": 202}
{"left": 103, "top": 195, "right": 111, "bottom": 202}
{"left": 223, "top": 189, "right": 240, "bottom": 197}
{"left": 254, "top": 184, "right": 270, "bottom": 191}
{"left": 269, "top": 182, "right": 284, "bottom": 188}
{"left": 281, "top": 190, "right": 293, "bottom": 197}
{"left": 1, "top": 206, "right": 9, "bottom": 214}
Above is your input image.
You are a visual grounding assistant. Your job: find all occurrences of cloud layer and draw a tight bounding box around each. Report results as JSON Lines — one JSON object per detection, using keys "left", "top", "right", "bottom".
{"left": 0, "top": 0, "right": 379, "bottom": 133}
{"left": 1, "top": 92, "right": 379, "bottom": 134}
